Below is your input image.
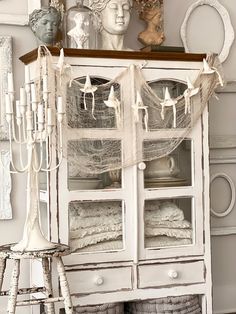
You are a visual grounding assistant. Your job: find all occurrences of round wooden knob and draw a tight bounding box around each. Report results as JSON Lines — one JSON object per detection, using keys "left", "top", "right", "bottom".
{"left": 94, "top": 276, "right": 104, "bottom": 286}
{"left": 168, "top": 270, "right": 179, "bottom": 279}
{"left": 138, "top": 162, "right": 146, "bottom": 170}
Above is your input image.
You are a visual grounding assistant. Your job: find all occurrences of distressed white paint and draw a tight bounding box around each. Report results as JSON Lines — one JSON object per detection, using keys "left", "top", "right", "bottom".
{"left": 0, "top": 36, "right": 12, "bottom": 140}
{"left": 29, "top": 54, "right": 212, "bottom": 313}
{"left": 0, "top": 0, "right": 41, "bottom": 25}
{"left": 0, "top": 150, "right": 12, "bottom": 220}
{"left": 67, "top": 267, "right": 132, "bottom": 295}
{"left": 180, "top": 0, "right": 235, "bottom": 63}
{"left": 138, "top": 261, "right": 204, "bottom": 288}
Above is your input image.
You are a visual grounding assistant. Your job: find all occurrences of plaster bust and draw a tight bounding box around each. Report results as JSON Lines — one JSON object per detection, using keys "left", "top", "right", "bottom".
{"left": 90, "top": 0, "right": 133, "bottom": 51}
{"left": 29, "top": 6, "right": 61, "bottom": 46}
{"left": 67, "top": 13, "right": 89, "bottom": 49}
{"left": 138, "top": 6, "right": 165, "bottom": 46}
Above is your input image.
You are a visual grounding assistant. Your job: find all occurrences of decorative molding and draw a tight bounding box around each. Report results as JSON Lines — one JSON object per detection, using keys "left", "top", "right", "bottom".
{"left": 0, "top": 36, "right": 12, "bottom": 140}
{"left": 180, "top": 0, "right": 235, "bottom": 63}
{"left": 210, "top": 173, "right": 235, "bottom": 218}
{"left": 211, "top": 226, "right": 236, "bottom": 236}
{"left": 210, "top": 135, "right": 236, "bottom": 149}
{"left": 216, "top": 80, "right": 236, "bottom": 93}
{"left": 0, "top": 150, "right": 12, "bottom": 220}
{"left": 0, "top": 0, "right": 41, "bottom": 25}
{"left": 210, "top": 137, "right": 236, "bottom": 235}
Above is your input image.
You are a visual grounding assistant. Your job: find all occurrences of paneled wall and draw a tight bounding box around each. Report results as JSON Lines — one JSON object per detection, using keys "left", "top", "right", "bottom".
{"left": 0, "top": 0, "right": 236, "bottom": 313}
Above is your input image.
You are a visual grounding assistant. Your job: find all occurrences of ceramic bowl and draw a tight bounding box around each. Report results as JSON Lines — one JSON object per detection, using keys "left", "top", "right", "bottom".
{"left": 68, "top": 178, "right": 102, "bottom": 190}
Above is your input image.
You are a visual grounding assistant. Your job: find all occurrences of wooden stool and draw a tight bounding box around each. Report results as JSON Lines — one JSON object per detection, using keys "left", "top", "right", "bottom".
{"left": 0, "top": 243, "right": 73, "bottom": 314}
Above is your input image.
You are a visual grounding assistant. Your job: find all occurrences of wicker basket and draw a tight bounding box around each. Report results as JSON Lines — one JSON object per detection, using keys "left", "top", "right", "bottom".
{"left": 125, "top": 295, "right": 201, "bottom": 314}
{"left": 73, "top": 302, "right": 124, "bottom": 314}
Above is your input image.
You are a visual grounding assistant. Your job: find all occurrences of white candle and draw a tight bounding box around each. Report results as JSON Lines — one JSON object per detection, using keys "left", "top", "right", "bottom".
{"left": 38, "top": 104, "right": 44, "bottom": 124}
{"left": 5, "top": 94, "right": 13, "bottom": 114}
{"left": 7, "top": 72, "right": 14, "bottom": 93}
{"left": 25, "top": 65, "right": 30, "bottom": 84}
{"left": 57, "top": 96, "right": 64, "bottom": 113}
{"left": 26, "top": 111, "right": 33, "bottom": 131}
{"left": 47, "top": 108, "right": 55, "bottom": 126}
{"left": 16, "top": 100, "right": 21, "bottom": 118}
{"left": 43, "top": 75, "right": 48, "bottom": 93}
{"left": 31, "top": 83, "right": 37, "bottom": 103}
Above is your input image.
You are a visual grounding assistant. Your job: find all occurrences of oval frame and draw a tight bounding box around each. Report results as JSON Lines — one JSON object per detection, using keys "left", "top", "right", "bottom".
{"left": 210, "top": 173, "right": 236, "bottom": 218}
{"left": 180, "top": 0, "right": 235, "bottom": 63}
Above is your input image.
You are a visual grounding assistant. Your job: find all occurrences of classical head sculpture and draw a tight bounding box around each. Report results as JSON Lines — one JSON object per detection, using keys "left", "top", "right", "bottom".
{"left": 29, "top": 6, "right": 61, "bottom": 45}
{"left": 90, "top": 0, "right": 133, "bottom": 50}
{"left": 134, "top": 0, "right": 164, "bottom": 46}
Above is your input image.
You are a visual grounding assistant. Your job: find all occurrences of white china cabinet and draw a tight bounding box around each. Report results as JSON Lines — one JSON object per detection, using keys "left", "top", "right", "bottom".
{"left": 20, "top": 48, "right": 213, "bottom": 314}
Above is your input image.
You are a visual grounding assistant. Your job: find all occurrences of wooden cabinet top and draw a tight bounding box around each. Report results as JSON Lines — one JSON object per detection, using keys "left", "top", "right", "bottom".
{"left": 19, "top": 47, "right": 206, "bottom": 65}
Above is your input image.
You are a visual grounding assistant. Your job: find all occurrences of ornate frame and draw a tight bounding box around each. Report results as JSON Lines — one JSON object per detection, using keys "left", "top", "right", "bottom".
{"left": 0, "top": 0, "right": 41, "bottom": 25}
{"left": 0, "top": 36, "right": 12, "bottom": 140}
{"left": 0, "top": 150, "right": 12, "bottom": 220}
{"left": 210, "top": 135, "right": 236, "bottom": 236}
{"left": 180, "top": 0, "right": 235, "bottom": 63}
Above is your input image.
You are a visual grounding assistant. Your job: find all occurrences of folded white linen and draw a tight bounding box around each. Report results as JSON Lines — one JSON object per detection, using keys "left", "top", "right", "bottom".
{"left": 70, "top": 238, "right": 123, "bottom": 253}
{"left": 70, "top": 213, "right": 122, "bottom": 230}
{"left": 70, "top": 201, "right": 122, "bottom": 218}
{"left": 71, "top": 230, "right": 122, "bottom": 249}
{"left": 70, "top": 223, "right": 122, "bottom": 239}
{"left": 145, "top": 207, "right": 184, "bottom": 222}
{"left": 146, "top": 236, "right": 192, "bottom": 247}
{"left": 145, "top": 219, "right": 191, "bottom": 229}
{"left": 145, "top": 227, "right": 192, "bottom": 239}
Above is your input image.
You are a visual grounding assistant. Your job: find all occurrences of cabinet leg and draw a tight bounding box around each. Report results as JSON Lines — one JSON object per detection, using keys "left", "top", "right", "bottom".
{"left": 7, "top": 259, "right": 20, "bottom": 314}
{"left": 42, "top": 257, "right": 55, "bottom": 314}
{"left": 0, "top": 258, "right": 6, "bottom": 291}
{"left": 55, "top": 257, "right": 73, "bottom": 314}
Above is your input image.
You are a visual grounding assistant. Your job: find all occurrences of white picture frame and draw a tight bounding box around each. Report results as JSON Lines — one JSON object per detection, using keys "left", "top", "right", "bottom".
{"left": 0, "top": 0, "right": 41, "bottom": 25}
{"left": 180, "top": 0, "right": 235, "bottom": 63}
{"left": 0, "top": 150, "right": 12, "bottom": 220}
{"left": 0, "top": 36, "right": 12, "bottom": 140}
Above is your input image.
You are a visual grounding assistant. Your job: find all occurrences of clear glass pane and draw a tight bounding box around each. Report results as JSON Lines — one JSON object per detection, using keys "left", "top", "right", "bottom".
{"left": 67, "top": 77, "right": 120, "bottom": 129}
{"left": 144, "top": 139, "right": 192, "bottom": 188}
{"left": 69, "top": 200, "right": 124, "bottom": 253}
{"left": 144, "top": 198, "right": 193, "bottom": 249}
{"left": 147, "top": 79, "right": 188, "bottom": 130}
{"left": 67, "top": 139, "right": 122, "bottom": 190}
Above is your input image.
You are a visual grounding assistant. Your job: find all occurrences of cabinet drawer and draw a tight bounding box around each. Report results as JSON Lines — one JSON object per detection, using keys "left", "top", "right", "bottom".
{"left": 138, "top": 261, "right": 204, "bottom": 288}
{"left": 67, "top": 267, "right": 132, "bottom": 294}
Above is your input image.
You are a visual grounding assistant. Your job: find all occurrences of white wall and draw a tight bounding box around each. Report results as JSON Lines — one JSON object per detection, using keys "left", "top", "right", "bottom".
{"left": 0, "top": 0, "right": 236, "bottom": 313}
{"left": 0, "top": 23, "right": 38, "bottom": 313}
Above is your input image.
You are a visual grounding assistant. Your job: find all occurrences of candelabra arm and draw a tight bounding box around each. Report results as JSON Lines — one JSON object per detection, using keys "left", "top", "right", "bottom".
{"left": 41, "top": 122, "right": 63, "bottom": 172}
{"left": 32, "top": 140, "right": 44, "bottom": 173}
{"left": 8, "top": 123, "right": 29, "bottom": 174}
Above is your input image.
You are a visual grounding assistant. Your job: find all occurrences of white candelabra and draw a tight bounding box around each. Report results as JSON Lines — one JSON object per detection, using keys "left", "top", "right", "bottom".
{"left": 5, "top": 65, "right": 65, "bottom": 252}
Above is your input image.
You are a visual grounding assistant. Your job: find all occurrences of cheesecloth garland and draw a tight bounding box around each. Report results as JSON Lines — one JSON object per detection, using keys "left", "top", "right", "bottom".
{"left": 65, "top": 54, "right": 223, "bottom": 176}
{"left": 31, "top": 48, "right": 223, "bottom": 176}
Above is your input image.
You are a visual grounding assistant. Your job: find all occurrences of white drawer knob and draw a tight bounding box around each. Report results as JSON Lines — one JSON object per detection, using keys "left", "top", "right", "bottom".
{"left": 94, "top": 276, "right": 104, "bottom": 286}
{"left": 138, "top": 162, "right": 146, "bottom": 170}
{"left": 168, "top": 270, "right": 179, "bottom": 279}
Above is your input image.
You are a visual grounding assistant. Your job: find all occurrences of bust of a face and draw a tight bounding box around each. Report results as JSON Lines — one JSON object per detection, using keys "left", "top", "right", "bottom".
{"left": 29, "top": 7, "right": 61, "bottom": 45}
{"left": 101, "top": 0, "right": 132, "bottom": 35}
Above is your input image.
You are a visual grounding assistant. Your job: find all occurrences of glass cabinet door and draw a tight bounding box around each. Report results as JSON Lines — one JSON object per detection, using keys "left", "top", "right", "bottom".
{"left": 59, "top": 72, "right": 134, "bottom": 265}
{"left": 137, "top": 77, "right": 204, "bottom": 260}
